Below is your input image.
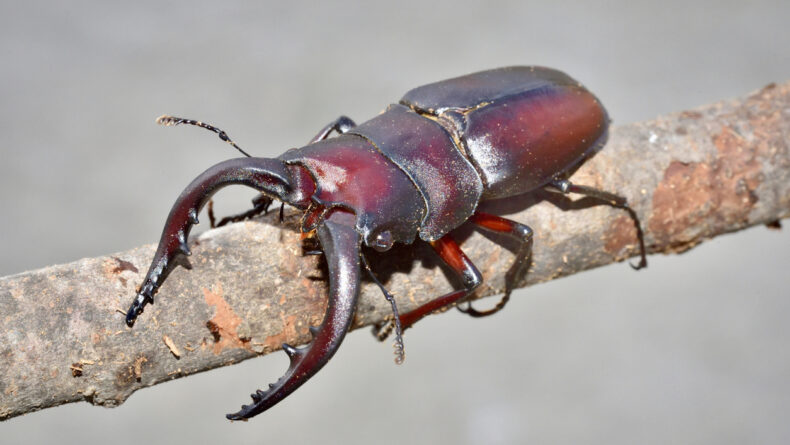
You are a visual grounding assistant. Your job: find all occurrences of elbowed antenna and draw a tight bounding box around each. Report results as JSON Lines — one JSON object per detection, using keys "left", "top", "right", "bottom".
{"left": 156, "top": 115, "right": 254, "bottom": 158}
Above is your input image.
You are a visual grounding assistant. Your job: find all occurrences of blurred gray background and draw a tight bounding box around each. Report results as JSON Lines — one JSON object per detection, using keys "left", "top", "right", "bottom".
{"left": 2, "top": 1, "right": 789, "bottom": 444}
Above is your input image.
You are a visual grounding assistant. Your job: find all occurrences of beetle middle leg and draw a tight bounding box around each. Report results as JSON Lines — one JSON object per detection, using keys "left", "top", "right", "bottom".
{"left": 374, "top": 235, "right": 482, "bottom": 338}
{"left": 547, "top": 178, "right": 647, "bottom": 269}
{"left": 309, "top": 116, "right": 356, "bottom": 143}
{"left": 456, "top": 212, "right": 534, "bottom": 318}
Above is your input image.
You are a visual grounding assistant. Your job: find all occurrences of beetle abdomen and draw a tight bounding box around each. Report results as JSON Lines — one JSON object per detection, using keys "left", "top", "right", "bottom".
{"left": 349, "top": 104, "right": 483, "bottom": 241}
{"left": 401, "top": 66, "right": 608, "bottom": 199}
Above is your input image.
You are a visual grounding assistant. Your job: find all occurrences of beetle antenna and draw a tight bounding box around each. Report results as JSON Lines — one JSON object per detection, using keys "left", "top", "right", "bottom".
{"left": 156, "top": 115, "right": 253, "bottom": 158}
{"left": 361, "top": 253, "right": 405, "bottom": 365}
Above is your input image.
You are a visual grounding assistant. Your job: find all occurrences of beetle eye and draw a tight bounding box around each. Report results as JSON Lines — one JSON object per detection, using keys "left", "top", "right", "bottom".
{"left": 371, "top": 231, "right": 394, "bottom": 252}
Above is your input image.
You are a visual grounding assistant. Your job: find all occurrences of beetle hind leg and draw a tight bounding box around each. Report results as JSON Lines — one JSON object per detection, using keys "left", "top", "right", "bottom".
{"left": 547, "top": 178, "right": 647, "bottom": 270}
{"left": 457, "top": 213, "right": 534, "bottom": 318}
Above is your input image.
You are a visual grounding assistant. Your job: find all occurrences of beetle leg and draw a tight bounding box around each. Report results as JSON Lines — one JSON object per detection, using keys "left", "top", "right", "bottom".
{"left": 309, "top": 116, "right": 357, "bottom": 143}
{"left": 125, "top": 157, "right": 295, "bottom": 327}
{"left": 388, "top": 236, "right": 482, "bottom": 332}
{"left": 547, "top": 179, "right": 647, "bottom": 270}
{"left": 157, "top": 114, "right": 275, "bottom": 229}
{"left": 208, "top": 116, "right": 357, "bottom": 229}
{"left": 361, "top": 253, "right": 405, "bottom": 364}
{"left": 456, "top": 212, "right": 534, "bottom": 318}
{"left": 207, "top": 193, "right": 273, "bottom": 228}
{"left": 209, "top": 115, "right": 356, "bottom": 231}
{"left": 226, "top": 210, "right": 361, "bottom": 420}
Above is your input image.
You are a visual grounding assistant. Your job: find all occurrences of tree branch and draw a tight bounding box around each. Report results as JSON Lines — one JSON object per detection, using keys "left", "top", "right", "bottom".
{"left": 1, "top": 81, "right": 788, "bottom": 421}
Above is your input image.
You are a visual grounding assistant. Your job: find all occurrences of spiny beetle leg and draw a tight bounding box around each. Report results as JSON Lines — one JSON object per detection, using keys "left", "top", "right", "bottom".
{"left": 208, "top": 194, "right": 273, "bottom": 229}
{"left": 226, "top": 210, "right": 361, "bottom": 420}
{"left": 457, "top": 212, "right": 534, "bottom": 318}
{"left": 309, "top": 116, "right": 357, "bottom": 143}
{"left": 547, "top": 179, "right": 647, "bottom": 270}
{"left": 361, "top": 253, "right": 405, "bottom": 364}
{"left": 388, "top": 235, "right": 482, "bottom": 332}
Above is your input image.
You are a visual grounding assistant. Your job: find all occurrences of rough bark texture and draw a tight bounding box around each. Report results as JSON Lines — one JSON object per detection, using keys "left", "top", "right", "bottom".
{"left": 1, "top": 81, "right": 789, "bottom": 421}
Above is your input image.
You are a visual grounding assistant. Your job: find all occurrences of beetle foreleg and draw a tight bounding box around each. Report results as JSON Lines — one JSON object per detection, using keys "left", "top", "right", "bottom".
{"left": 309, "top": 116, "right": 357, "bottom": 143}
{"left": 207, "top": 116, "right": 357, "bottom": 229}
{"left": 361, "top": 253, "right": 405, "bottom": 364}
{"left": 384, "top": 236, "right": 482, "bottom": 332}
{"left": 547, "top": 179, "right": 647, "bottom": 270}
{"left": 456, "top": 213, "right": 534, "bottom": 318}
{"left": 226, "top": 210, "right": 361, "bottom": 420}
{"left": 208, "top": 193, "right": 273, "bottom": 228}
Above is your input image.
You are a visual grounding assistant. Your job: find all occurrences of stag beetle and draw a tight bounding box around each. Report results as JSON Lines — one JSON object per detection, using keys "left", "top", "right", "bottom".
{"left": 126, "top": 66, "right": 647, "bottom": 420}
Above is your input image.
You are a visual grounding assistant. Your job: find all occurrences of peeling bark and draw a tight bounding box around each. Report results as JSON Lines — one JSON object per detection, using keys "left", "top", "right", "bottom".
{"left": 1, "top": 81, "right": 789, "bottom": 421}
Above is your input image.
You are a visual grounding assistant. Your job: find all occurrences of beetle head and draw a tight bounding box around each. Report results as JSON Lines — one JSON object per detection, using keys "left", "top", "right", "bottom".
{"left": 247, "top": 157, "right": 315, "bottom": 210}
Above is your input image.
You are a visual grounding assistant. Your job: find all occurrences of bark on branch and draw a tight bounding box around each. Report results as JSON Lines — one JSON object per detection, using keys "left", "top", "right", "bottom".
{"left": 1, "top": 81, "right": 789, "bottom": 421}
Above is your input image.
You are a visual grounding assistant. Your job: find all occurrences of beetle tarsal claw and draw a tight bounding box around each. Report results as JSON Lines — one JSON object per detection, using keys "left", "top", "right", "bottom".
{"left": 392, "top": 336, "right": 405, "bottom": 365}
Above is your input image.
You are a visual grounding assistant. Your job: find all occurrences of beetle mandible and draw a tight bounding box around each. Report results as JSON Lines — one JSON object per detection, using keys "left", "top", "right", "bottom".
{"left": 126, "top": 66, "right": 647, "bottom": 420}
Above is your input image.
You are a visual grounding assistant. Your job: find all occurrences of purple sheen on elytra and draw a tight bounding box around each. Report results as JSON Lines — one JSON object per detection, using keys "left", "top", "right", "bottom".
{"left": 401, "top": 66, "right": 577, "bottom": 113}
{"left": 464, "top": 85, "right": 608, "bottom": 199}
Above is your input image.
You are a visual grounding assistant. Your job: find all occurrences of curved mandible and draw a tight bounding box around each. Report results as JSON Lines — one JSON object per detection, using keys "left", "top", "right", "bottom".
{"left": 125, "top": 157, "right": 295, "bottom": 326}
{"left": 226, "top": 210, "right": 361, "bottom": 420}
